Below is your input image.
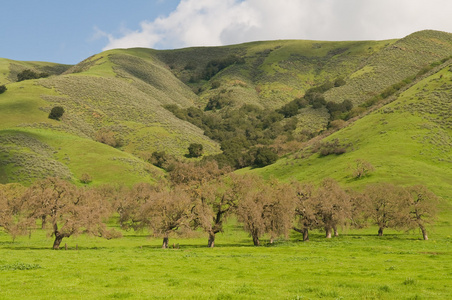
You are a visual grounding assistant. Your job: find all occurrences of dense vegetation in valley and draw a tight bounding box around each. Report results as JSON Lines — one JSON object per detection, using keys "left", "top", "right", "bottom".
{"left": 1, "top": 29, "right": 452, "bottom": 299}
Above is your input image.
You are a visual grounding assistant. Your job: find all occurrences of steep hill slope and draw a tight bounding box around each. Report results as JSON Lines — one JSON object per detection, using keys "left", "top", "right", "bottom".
{"left": 157, "top": 30, "right": 452, "bottom": 108}
{"left": 40, "top": 50, "right": 220, "bottom": 156}
{"left": 0, "top": 51, "right": 220, "bottom": 185}
{"left": 251, "top": 59, "right": 452, "bottom": 203}
{"left": 0, "top": 79, "right": 163, "bottom": 186}
{"left": 154, "top": 30, "right": 452, "bottom": 134}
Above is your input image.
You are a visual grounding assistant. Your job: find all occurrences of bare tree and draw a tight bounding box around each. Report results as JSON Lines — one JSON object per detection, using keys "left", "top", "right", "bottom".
{"left": 236, "top": 178, "right": 268, "bottom": 246}
{"left": 314, "top": 178, "right": 351, "bottom": 238}
{"left": 264, "top": 179, "right": 296, "bottom": 243}
{"left": 292, "top": 182, "right": 318, "bottom": 241}
{"left": 169, "top": 160, "right": 229, "bottom": 187}
{"left": 0, "top": 183, "right": 30, "bottom": 241}
{"left": 169, "top": 160, "right": 232, "bottom": 247}
{"left": 351, "top": 159, "right": 375, "bottom": 179}
{"left": 363, "top": 183, "right": 407, "bottom": 236}
{"left": 192, "top": 176, "right": 238, "bottom": 247}
{"left": 21, "top": 177, "right": 119, "bottom": 249}
{"left": 236, "top": 175, "right": 295, "bottom": 246}
{"left": 404, "top": 185, "right": 438, "bottom": 240}
{"left": 119, "top": 182, "right": 194, "bottom": 248}
{"left": 347, "top": 189, "right": 368, "bottom": 230}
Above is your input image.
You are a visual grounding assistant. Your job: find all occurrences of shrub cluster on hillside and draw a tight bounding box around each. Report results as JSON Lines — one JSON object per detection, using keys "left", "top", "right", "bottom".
{"left": 0, "top": 165, "right": 438, "bottom": 249}
{"left": 16, "top": 69, "right": 49, "bottom": 82}
{"left": 165, "top": 77, "right": 353, "bottom": 169}
{"left": 187, "top": 54, "right": 245, "bottom": 83}
{"left": 0, "top": 85, "right": 6, "bottom": 94}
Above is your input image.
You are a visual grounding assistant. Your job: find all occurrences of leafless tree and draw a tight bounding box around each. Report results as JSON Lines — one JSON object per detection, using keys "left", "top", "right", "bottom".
{"left": 236, "top": 175, "right": 295, "bottom": 246}
{"left": 351, "top": 159, "right": 375, "bottom": 179}
{"left": 264, "top": 179, "right": 296, "bottom": 243}
{"left": 21, "top": 177, "right": 119, "bottom": 249}
{"left": 363, "top": 183, "right": 407, "bottom": 236}
{"left": 404, "top": 185, "right": 438, "bottom": 240}
{"left": 0, "top": 183, "right": 31, "bottom": 241}
{"left": 119, "top": 182, "right": 194, "bottom": 248}
{"left": 192, "top": 176, "right": 239, "bottom": 247}
{"left": 292, "top": 181, "right": 318, "bottom": 241}
{"left": 314, "top": 178, "right": 352, "bottom": 238}
{"left": 169, "top": 160, "right": 233, "bottom": 247}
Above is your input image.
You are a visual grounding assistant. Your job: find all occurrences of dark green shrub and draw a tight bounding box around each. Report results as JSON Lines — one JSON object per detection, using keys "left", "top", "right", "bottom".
{"left": 151, "top": 151, "right": 170, "bottom": 168}
{"left": 188, "top": 143, "right": 203, "bottom": 158}
{"left": 48, "top": 106, "right": 65, "bottom": 120}
{"left": 17, "top": 69, "right": 49, "bottom": 82}
{"left": 278, "top": 101, "right": 300, "bottom": 117}
{"left": 0, "top": 85, "right": 6, "bottom": 94}
{"left": 202, "top": 55, "right": 245, "bottom": 80}
{"left": 253, "top": 147, "right": 278, "bottom": 167}
{"left": 184, "top": 62, "right": 197, "bottom": 70}
{"left": 211, "top": 81, "right": 221, "bottom": 89}
{"left": 334, "top": 78, "right": 346, "bottom": 87}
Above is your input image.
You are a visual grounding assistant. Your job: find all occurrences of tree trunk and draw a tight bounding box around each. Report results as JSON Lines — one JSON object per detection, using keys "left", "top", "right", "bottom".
{"left": 207, "top": 231, "right": 215, "bottom": 248}
{"left": 41, "top": 216, "right": 46, "bottom": 230}
{"left": 378, "top": 227, "right": 384, "bottom": 236}
{"left": 419, "top": 225, "right": 428, "bottom": 240}
{"left": 53, "top": 233, "right": 64, "bottom": 250}
{"left": 252, "top": 234, "right": 260, "bottom": 246}
{"left": 325, "top": 227, "right": 332, "bottom": 238}
{"left": 333, "top": 226, "right": 339, "bottom": 237}
{"left": 162, "top": 236, "right": 169, "bottom": 249}
{"left": 302, "top": 228, "right": 309, "bottom": 241}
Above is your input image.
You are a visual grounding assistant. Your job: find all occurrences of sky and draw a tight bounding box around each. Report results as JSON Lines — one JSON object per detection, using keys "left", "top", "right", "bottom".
{"left": 1, "top": 0, "right": 452, "bottom": 65}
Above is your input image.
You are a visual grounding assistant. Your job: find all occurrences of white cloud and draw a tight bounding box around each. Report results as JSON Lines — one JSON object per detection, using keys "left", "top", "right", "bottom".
{"left": 102, "top": 0, "right": 452, "bottom": 51}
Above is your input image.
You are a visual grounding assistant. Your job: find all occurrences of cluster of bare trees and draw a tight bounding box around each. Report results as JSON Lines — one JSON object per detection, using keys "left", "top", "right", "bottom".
{"left": 0, "top": 163, "right": 439, "bottom": 249}
{"left": 0, "top": 178, "right": 119, "bottom": 249}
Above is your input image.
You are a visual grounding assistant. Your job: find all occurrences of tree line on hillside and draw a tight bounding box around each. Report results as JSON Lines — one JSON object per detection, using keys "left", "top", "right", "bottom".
{"left": 164, "top": 78, "right": 356, "bottom": 169}
{"left": 16, "top": 69, "right": 49, "bottom": 82}
{"left": 163, "top": 54, "right": 452, "bottom": 170}
{"left": 186, "top": 54, "right": 246, "bottom": 83}
{"left": 0, "top": 162, "right": 438, "bottom": 249}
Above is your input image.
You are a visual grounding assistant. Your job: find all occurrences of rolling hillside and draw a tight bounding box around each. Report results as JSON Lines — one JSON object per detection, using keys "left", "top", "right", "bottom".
{"left": 0, "top": 30, "right": 452, "bottom": 192}
{"left": 251, "top": 60, "right": 452, "bottom": 206}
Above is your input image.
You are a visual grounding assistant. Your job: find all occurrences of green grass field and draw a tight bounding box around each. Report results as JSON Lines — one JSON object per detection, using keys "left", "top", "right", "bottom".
{"left": 0, "top": 218, "right": 450, "bottom": 299}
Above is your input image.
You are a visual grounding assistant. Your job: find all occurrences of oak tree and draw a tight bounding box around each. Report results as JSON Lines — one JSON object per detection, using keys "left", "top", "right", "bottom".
{"left": 314, "top": 178, "right": 351, "bottom": 238}
{"left": 292, "top": 182, "right": 318, "bottom": 241}
{"left": 169, "top": 160, "right": 231, "bottom": 247}
{"left": 119, "top": 182, "right": 194, "bottom": 248}
{"left": 363, "top": 183, "right": 407, "bottom": 236}
{"left": 21, "top": 177, "right": 118, "bottom": 249}
{"left": 192, "top": 176, "right": 238, "bottom": 247}
{"left": 236, "top": 175, "right": 295, "bottom": 246}
{"left": 0, "top": 183, "right": 30, "bottom": 241}
{"left": 404, "top": 185, "right": 438, "bottom": 240}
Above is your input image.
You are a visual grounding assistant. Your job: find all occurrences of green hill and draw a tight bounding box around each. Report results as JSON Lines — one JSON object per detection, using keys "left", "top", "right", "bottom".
{"left": 0, "top": 51, "right": 220, "bottom": 186}
{"left": 0, "top": 58, "right": 71, "bottom": 84}
{"left": 1, "top": 30, "right": 452, "bottom": 191}
{"left": 250, "top": 60, "right": 452, "bottom": 208}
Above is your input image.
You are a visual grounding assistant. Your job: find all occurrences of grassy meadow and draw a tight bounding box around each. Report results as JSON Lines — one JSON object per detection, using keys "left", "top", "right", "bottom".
{"left": 0, "top": 218, "right": 451, "bottom": 300}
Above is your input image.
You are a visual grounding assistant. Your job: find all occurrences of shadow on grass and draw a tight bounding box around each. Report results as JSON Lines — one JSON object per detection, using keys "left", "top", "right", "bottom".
{"left": 0, "top": 244, "right": 109, "bottom": 251}
{"left": 137, "top": 240, "right": 257, "bottom": 249}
